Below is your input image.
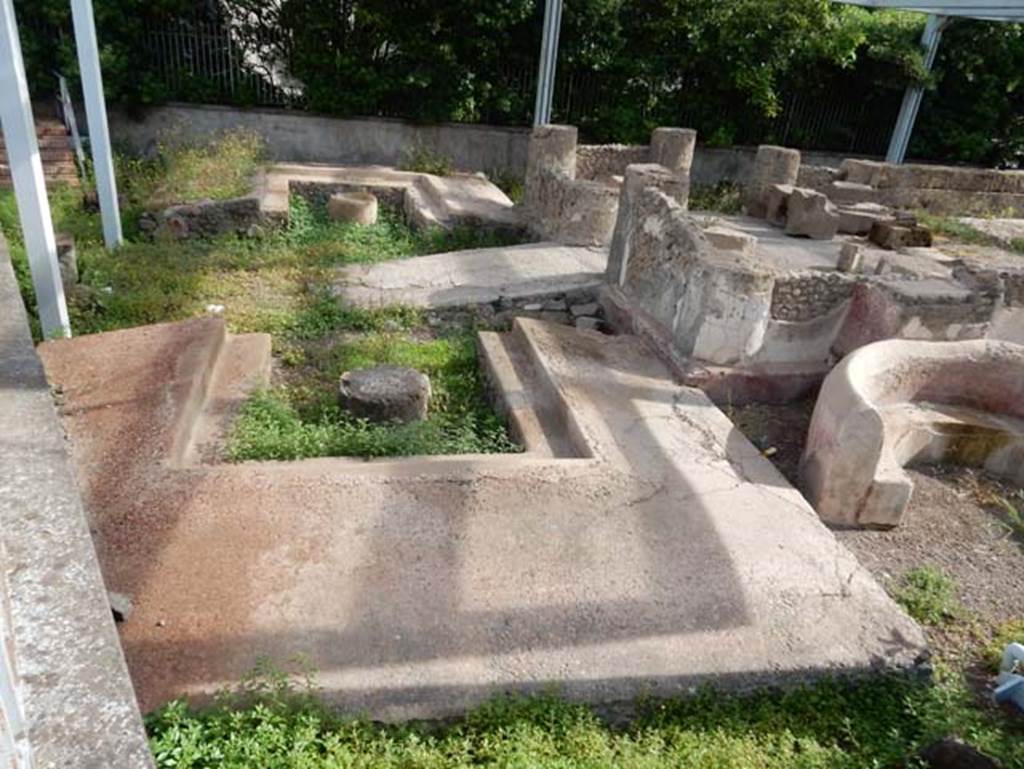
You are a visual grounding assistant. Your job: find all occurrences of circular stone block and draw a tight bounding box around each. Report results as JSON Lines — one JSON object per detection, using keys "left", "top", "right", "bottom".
{"left": 338, "top": 365, "right": 431, "bottom": 424}
{"left": 327, "top": 191, "right": 379, "bottom": 225}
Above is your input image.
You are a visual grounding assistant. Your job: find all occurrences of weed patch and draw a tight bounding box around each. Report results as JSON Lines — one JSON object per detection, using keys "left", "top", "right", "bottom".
{"left": 689, "top": 181, "right": 742, "bottom": 214}
{"left": 893, "top": 566, "right": 962, "bottom": 625}
{"left": 146, "top": 663, "right": 1024, "bottom": 769}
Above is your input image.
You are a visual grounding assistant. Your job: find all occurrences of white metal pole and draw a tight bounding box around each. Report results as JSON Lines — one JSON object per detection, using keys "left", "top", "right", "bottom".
{"left": 533, "top": 0, "right": 564, "bottom": 126}
{"left": 886, "top": 14, "right": 945, "bottom": 164}
{"left": 0, "top": 0, "right": 71, "bottom": 338}
{"left": 71, "top": 0, "right": 122, "bottom": 249}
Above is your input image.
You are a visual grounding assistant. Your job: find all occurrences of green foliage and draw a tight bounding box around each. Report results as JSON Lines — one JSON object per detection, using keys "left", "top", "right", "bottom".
{"left": 689, "top": 182, "right": 743, "bottom": 215}
{"left": 146, "top": 663, "right": 1024, "bottom": 768}
{"left": 912, "top": 19, "right": 1024, "bottom": 166}
{"left": 117, "top": 130, "right": 267, "bottom": 214}
{"left": 228, "top": 327, "right": 520, "bottom": 460}
{"left": 985, "top": 619, "right": 1024, "bottom": 673}
{"left": 892, "top": 566, "right": 962, "bottom": 625}
{"left": 398, "top": 145, "right": 454, "bottom": 176}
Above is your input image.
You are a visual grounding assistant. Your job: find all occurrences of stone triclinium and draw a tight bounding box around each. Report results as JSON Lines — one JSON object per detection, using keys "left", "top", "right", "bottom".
{"left": 38, "top": 316, "right": 925, "bottom": 721}
{"left": 800, "top": 338, "right": 1024, "bottom": 528}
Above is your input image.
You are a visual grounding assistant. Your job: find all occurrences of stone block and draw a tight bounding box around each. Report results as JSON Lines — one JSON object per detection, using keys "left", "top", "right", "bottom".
{"left": 838, "top": 158, "right": 883, "bottom": 186}
{"left": 339, "top": 365, "right": 431, "bottom": 424}
{"left": 795, "top": 164, "right": 838, "bottom": 192}
{"left": 606, "top": 163, "right": 690, "bottom": 286}
{"left": 837, "top": 202, "right": 890, "bottom": 235}
{"left": 764, "top": 184, "right": 794, "bottom": 226}
{"left": 785, "top": 188, "right": 840, "bottom": 240}
{"left": 744, "top": 145, "right": 800, "bottom": 218}
{"left": 827, "top": 180, "right": 880, "bottom": 206}
{"left": 837, "top": 242, "right": 863, "bottom": 273}
{"left": 328, "top": 191, "right": 378, "bottom": 225}
{"left": 524, "top": 124, "right": 578, "bottom": 215}
{"left": 703, "top": 225, "right": 757, "bottom": 257}
{"left": 869, "top": 220, "right": 933, "bottom": 250}
{"left": 650, "top": 127, "right": 697, "bottom": 174}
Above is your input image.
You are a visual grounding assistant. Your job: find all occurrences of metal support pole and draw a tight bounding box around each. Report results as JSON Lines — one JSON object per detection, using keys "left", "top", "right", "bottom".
{"left": 886, "top": 13, "right": 946, "bottom": 164}
{"left": 0, "top": 0, "right": 70, "bottom": 338}
{"left": 533, "top": 0, "right": 563, "bottom": 126}
{"left": 71, "top": 0, "right": 122, "bottom": 249}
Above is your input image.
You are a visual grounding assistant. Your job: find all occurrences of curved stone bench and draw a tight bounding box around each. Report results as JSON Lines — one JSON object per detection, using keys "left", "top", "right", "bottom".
{"left": 800, "top": 338, "right": 1024, "bottom": 527}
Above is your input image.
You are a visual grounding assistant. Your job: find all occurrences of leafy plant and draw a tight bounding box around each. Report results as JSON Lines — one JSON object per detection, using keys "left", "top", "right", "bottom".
{"left": 398, "top": 145, "right": 453, "bottom": 176}
{"left": 689, "top": 182, "right": 743, "bottom": 215}
{"left": 892, "top": 566, "right": 962, "bottom": 625}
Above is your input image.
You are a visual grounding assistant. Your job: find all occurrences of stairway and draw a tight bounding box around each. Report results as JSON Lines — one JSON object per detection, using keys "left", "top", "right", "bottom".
{"left": 0, "top": 117, "right": 79, "bottom": 189}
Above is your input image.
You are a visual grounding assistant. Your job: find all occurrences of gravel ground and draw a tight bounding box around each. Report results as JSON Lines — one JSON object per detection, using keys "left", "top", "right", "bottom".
{"left": 730, "top": 399, "right": 1024, "bottom": 631}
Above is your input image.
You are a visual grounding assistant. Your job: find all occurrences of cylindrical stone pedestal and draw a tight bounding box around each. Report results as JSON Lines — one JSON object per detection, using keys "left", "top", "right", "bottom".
{"left": 523, "top": 124, "right": 578, "bottom": 214}
{"left": 650, "top": 127, "right": 697, "bottom": 175}
{"left": 327, "top": 191, "right": 379, "bottom": 225}
{"left": 744, "top": 145, "right": 801, "bottom": 219}
{"left": 339, "top": 365, "right": 431, "bottom": 424}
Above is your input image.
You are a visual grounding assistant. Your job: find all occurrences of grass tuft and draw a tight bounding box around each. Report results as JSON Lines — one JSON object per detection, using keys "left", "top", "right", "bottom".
{"left": 892, "top": 566, "right": 962, "bottom": 625}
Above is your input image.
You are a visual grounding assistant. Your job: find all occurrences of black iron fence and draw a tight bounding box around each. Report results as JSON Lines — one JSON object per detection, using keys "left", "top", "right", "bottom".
{"left": 142, "top": 17, "right": 901, "bottom": 156}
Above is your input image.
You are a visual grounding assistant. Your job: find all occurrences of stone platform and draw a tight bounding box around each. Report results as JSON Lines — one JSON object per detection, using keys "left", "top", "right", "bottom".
{"left": 333, "top": 242, "right": 607, "bottom": 308}
{"left": 39, "top": 317, "right": 926, "bottom": 721}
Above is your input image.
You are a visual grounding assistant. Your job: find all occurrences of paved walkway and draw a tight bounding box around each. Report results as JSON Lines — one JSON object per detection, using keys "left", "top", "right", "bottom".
{"left": 334, "top": 242, "right": 608, "bottom": 307}
{"left": 39, "top": 317, "right": 925, "bottom": 721}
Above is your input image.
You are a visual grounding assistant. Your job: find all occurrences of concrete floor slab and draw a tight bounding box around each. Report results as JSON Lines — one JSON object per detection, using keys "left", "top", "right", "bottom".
{"left": 333, "top": 242, "right": 608, "bottom": 307}
{"left": 38, "top": 317, "right": 926, "bottom": 721}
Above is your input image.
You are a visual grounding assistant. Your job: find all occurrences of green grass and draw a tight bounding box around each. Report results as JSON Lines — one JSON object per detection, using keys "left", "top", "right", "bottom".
{"left": 227, "top": 330, "right": 520, "bottom": 460}
{"left": 892, "top": 566, "right": 962, "bottom": 625}
{"left": 689, "top": 181, "right": 742, "bottom": 215}
{"left": 916, "top": 210, "right": 1024, "bottom": 255}
{"left": 117, "top": 129, "right": 267, "bottom": 211}
{"left": 1, "top": 150, "right": 524, "bottom": 459}
{"left": 146, "top": 663, "right": 1024, "bottom": 769}
{"left": 1, "top": 190, "right": 518, "bottom": 340}
{"left": 398, "top": 144, "right": 454, "bottom": 176}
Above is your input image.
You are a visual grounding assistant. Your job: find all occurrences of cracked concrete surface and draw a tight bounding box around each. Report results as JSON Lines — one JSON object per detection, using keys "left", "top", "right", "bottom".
{"left": 333, "top": 242, "right": 607, "bottom": 308}
{"left": 37, "top": 316, "right": 926, "bottom": 721}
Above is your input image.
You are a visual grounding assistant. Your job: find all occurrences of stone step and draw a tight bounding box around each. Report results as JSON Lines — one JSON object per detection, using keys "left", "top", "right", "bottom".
{"left": 403, "top": 178, "right": 449, "bottom": 231}
{"left": 477, "top": 329, "right": 578, "bottom": 458}
{"left": 179, "top": 330, "right": 272, "bottom": 466}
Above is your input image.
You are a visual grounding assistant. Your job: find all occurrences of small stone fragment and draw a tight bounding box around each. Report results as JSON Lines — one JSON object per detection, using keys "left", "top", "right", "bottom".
{"left": 108, "top": 591, "right": 133, "bottom": 623}
{"left": 570, "top": 302, "right": 600, "bottom": 318}
{"left": 339, "top": 365, "right": 431, "bottom": 424}
{"left": 837, "top": 243, "right": 863, "bottom": 273}
{"left": 522, "top": 303, "right": 544, "bottom": 312}
{"left": 575, "top": 316, "right": 603, "bottom": 332}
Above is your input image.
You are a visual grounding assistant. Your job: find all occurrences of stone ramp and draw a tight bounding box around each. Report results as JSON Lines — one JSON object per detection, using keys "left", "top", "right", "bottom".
{"left": 334, "top": 242, "right": 607, "bottom": 307}
{"left": 38, "top": 318, "right": 925, "bottom": 721}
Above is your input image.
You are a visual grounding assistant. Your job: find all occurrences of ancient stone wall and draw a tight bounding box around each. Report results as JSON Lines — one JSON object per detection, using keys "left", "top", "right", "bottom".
{"left": 525, "top": 125, "right": 695, "bottom": 247}
{"left": 576, "top": 144, "right": 651, "bottom": 182}
{"left": 797, "top": 157, "right": 1024, "bottom": 216}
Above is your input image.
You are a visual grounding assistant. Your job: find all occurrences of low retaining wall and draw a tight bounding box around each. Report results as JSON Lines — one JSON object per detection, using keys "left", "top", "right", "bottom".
{"left": 106, "top": 103, "right": 862, "bottom": 185}
{"left": 108, "top": 104, "right": 532, "bottom": 177}
{"left": 0, "top": 234, "right": 153, "bottom": 767}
